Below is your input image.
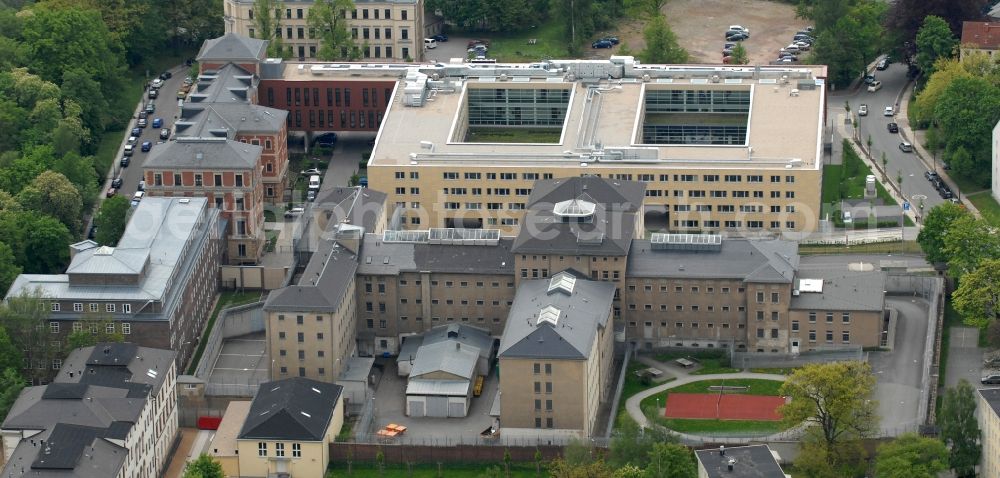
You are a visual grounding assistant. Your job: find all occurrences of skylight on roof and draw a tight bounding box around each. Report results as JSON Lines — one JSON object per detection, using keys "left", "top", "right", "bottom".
{"left": 553, "top": 199, "right": 596, "bottom": 218}
{"left": 301, "top": 411, "right": 311, "bottom": 418}
{"left": 547, "top": 272, "right": 576, "bottom": 295}
{"left": 538, "top": 305, "right": 561, "bottom": 326}
{"left": 146, "top": 369, "right": 158, "bottom": 379}
{"left": 311, "top": 387, "right": 321, "bottom": 393}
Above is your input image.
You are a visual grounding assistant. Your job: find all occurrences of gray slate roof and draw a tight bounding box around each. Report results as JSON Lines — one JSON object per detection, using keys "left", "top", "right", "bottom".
{"left": 357, "top": 233, "right": 515, "bottom": 276}
{"left": 498, "top": 274, "right": 615, "bottom": 360}
{"left": 409, "top": 340, "right": 479, "bottom": 380}
{"left": 626, "top": 238, "right": 799, "bottom": 283}
{"left": 514, "top": 177, "right": 645, "bottom": 257}
{"left": 65, "top": 246, "right": 148, "bottom": 276}
{"left": 144, "top": 138, "right": 262, "bottom": 170}
{"left": 196, "top": 32, "right": 267, "bottom": 62}
{"left": 979, "top": 388, "right": 1000, "bottom": 417}
{"left": 2, "top": 424, "right": 127, "bottom": 478}
{"left": 398, "top": 324, "right": 494, "bottom": 365}
{"left": 695, "top": 445, "right": 786, "bottom": 478}
{"left": 789, "top": 269, "right": 886, "bottom": 312}
{"left": 238, "top": 377, "right": 343, "bottom": 441}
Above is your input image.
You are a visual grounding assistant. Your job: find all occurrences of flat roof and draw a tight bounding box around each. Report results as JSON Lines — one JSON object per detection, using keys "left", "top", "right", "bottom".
{"left": 370, "top": 65, "right": 825, "bottom": 170}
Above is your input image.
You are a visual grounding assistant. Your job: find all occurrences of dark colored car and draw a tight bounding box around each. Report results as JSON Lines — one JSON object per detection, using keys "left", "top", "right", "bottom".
{"left": 160, "top": 71, "right": 172, "bottom": 80}
{"left": 148, "top": 89, "right": 158, "bottom": 99}
{"left": 111, "top": 177, "right": 123, "bottom": 189}
{"left": 87, "top": 224, "right": 97, "bottom": 240}
{"left": 863, "top": 75, "right": 876, "bottom": 85}
{"left": 431, "top": 34, "right": 448, "bottom": 42}
{"left": 106, "top": 187, "right": 117, "bottom": 198}
{"left": 876, "top": 58, "right": 889, "bottom": 70}
{"left": 120, "top": 156, "right": 130, "bottom": 167}
{"left": 131, "top": 127, "right": 142, "bottom": 137}
{"left": 141, "top": 141, "right": 152, "bottom": 152}
{"left": 145, "top": 102, "right": 155, "bottom": 114}
{"left": 602, "top": 37, "right": 620, "bottom": 45}
{"left": 138, "top": 111, "right": 148, "bottom": 119}
{"left": 726, "top": 32, "right": 748, "bottom": 41}
{"left": 160, "top": 128, "right": 170, "bottom": 140}
{"left": 152, "top": 117, "right": 163, "bottom": 128}
{"left": 592, "top": 39, "right": 613, "bottom": 49}
{"left": 315, "top": 132, "right": 338, "bottom": 147}
{"left": 466, "top": 40, "right": 490, "bottom": 49}
{"left": 887, "top": 122, "right": 898, "bottom": 133}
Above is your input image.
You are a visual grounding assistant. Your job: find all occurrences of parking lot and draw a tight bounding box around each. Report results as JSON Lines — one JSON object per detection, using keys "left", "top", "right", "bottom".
{"left": 869, "top": 297, "right": 929, "bottom": 434}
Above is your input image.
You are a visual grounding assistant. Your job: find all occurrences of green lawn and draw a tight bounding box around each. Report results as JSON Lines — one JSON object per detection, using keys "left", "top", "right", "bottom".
{"left": 652, "top": 351, "right": 740, "bottom": 375}
{"left": 458, "top": 21, "right": 571, "bottom": 62}
{"left": 325, "top": 463, "right": 539, "bottom": 478}
{"left": 616, "top": 360, "right": 675, "bottom": 422}
{"left": 748, "top": 368, "right": 797, "bottom": 375}
{"left": 822, "top": 142, "right": 897, "bottom": 215}
{"left": 968, "top": 191, "right": 1000, "bottom": 225}
{"left": 639, "top": 379, "right": 788, "bottom": 435}
{"left": 945, "top": 172, "right": 987, "bottom": 197}
{"left": 186, "top": 290, "right": 265, "bottom": 374}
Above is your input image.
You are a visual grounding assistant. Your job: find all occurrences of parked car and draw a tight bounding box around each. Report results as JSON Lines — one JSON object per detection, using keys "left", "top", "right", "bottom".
{"left": 898, "top": 141, "right": 913, "bottom": 152}
{"left": 887, "top": 122, "right": 898, "bottom": 133}
{"left": 307, "top": 189, "right": 317, "bottom": 202}
{"left": 284, "top": 207, "right": 305, "bottom": 218}
{"left": 148, "top": 89, "right": 158, "bottom": 99}
{"left": 466, "top": 40, "right": 490, "bottom": 49}
{"left": 867, "top": 80, "right": 882, "bottom": 92}
{"left": 842, "top": 210, "right": 853, "bottom": 224}
{"left": 314, "top": 132, "right": 337, "bottom": 147}
{"left": 863, "top": 75, "right": 876, "bottom": 85}
{"left": 131, "top": 191, "right": 144, "bottom": 207}
{"left": 793, "top": 34, "right": 814, "bottom": 43}
{"left": 177, "top": 89, "right": 187, "bottom": 99}
{"left": 726, "top": 32, "right": 749, "bottom": 41}
{"left": 138, "top": 180, "right": 145, "bottom": 191}
{"left": 141, "top": 141, "right": 152, "bottom": 152}
{"left": 793, "top": 41, "right": 810, "bottom": 51}
{"left": 137, "top": 118, "right": 147, "bottom": 128}
{"left": 784, "top": 44, "right": 800, "bottom": 54}
{"left": 87, "top": 224, "right": 97, "bottom": 240}
{"left": 858, "top": 104, "right": 868, "bottom": 116}
{"left": 723, "top": 56, "right": 735, "bottom": 64}
{"left": 724, "top": 42, "right": 736, "bottom": 50}
{"left": 127, "top": 136, "right": 138, "bottom": 145}
{"left": 159, "top": 71, "right": 172, "bottom": 80}
{"left": 939, "top": 186, "right": 954, "bottom": 199}
{"left": 151, "top": 78, "right": 163, "bottom": 89}
{"left": 152, "top": 118, "right": 163, "bottom": 128}
{"left": 592, "top": 39, "right": 613, "bottom": 49}
{"left": 138, "top": 111, "right": 148, "bottom": 119}
{"left": 431, "top": 34, "right": 448, "bottom": 42}
{"left": 123, "top": 144, "right": 134, "bottom": 156}
{"left": 183, "top": 76, "right": 194, "bottom": 86}
{"left": 601, "top": 36, "right": 620, "bottom": 45}
{"left": 723, "top": 48, "right": 734, "bottom": 56}
{"left": 111, "top": 177, "right": 123, "bottom": 189}
{"left": 883, "top": 106, "right": 894, "bottom": 116}
{"left": 876, "top": 58, "right": 889, "bottom": 70}
{"left": 145, "top": 102, "right": 155, "bottom": 114}
{"left": 120, "top": 156, "right": 130, "bottom": 167}
{"left": 924, "top": 171, "right": 939, "bottom": 181}
{"left": 160, "top": 128, "right": 170, "bottom": 140}
{"left": 106, "top": 187, "right": 117, "bottom": 198}
{"left": 131, "top": 127, "right": 142, "bottom": 137}
{"left": 301, "top": 168, "right": 322, "bottom": 176}
{"left": 729, "top": 25, "right": 750, "bottom": 35}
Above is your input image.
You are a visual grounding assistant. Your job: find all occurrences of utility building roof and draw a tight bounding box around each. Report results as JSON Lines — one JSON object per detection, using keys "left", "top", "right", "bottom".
{"left": 627, "top": 236, "right": 798, "bottom": 283}
{"left": 695, "top": 445, "right": 787, "bottom": 478}
{"left": 499, "top": 274, "right": 615, "bottom": 360}
{"left": 357, "top": 233, "right": 515, "bottom": 276}
{"left": 239, "top": 377, "right": 343, "bottom": 441}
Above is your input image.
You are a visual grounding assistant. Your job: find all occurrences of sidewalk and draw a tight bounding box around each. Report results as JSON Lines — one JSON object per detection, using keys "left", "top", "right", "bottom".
{"left": 894, "top": 82, "right": 979, "bottom": 214}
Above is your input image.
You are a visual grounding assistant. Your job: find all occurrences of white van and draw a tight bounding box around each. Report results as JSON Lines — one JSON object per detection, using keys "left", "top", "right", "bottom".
{"left": 308, "top": 175, "right": 321, "bottom": 190}
{"left": 424, "top": 38, "right": 437, "bottom": 49}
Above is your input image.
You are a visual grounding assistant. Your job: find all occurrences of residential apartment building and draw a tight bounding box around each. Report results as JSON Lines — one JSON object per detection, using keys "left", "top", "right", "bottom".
{"left": 498, "top": 272, "right": 615, "bottom": 436}
{"left": 980, "top": 388, "right": 1000, "bottom": 478}
{"left": 209, "top": 377, "right": 344, "bottom": 478}
{"left": 223, "top": 0, "right": 432, "bottom": 61}
{"left": 1, "top": 344, "right": 177, "bottom": 478}
{"left": 5, "top": 198, "right": 221, "bottom": 370}
{"left": 264, "top": 187, "right": 388, "bottom": 381}
{"left": 961, "top": 21, "right": 1000, "bottom": 59}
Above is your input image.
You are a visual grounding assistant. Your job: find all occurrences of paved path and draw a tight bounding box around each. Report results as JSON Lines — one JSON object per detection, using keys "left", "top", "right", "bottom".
{"left": 624, "top": 355, "right": 790, "bottom": 443}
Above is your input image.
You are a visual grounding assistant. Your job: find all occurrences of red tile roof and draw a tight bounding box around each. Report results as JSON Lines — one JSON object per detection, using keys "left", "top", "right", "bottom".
{"left": 962, "top": 21, "right": 1000, "bottom": 50}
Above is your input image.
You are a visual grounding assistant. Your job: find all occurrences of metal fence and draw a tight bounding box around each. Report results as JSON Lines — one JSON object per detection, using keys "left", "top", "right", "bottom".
{"left": 731, "top": 346, "right": 866, "bottom": 370}
{"left": 193, "top": 301, "right": 267, "bottom": 398}
{"left": 340, "top": 434, "right": 611, "bottom": 448}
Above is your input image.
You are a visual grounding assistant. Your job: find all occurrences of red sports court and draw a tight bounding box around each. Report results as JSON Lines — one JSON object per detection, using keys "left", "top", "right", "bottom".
{"left": 663, "top": 393, "right": 786, "bottom": 421}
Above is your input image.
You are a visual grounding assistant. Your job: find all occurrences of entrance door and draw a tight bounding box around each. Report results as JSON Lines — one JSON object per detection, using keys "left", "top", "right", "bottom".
{"left": 791, "top": 340, "right": 800, "bottom": 355}
{"left": 276, "top": 460, "right": 288, "bottom": 473}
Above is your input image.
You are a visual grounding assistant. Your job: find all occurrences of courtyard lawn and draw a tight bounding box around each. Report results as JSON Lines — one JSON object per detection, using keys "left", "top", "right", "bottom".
{"left": 459, "top": 21, "right": 571, "bottom": 62}
{"left": 652, "top": 350, "right": 740, "bottom": 375}
{"left": 968, "top": 191, "right": 1000, "bottom": 225}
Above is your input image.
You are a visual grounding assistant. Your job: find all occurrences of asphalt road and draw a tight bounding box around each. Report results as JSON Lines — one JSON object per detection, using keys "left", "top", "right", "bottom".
{"left": 106, "top": 64, "right": 191, "bottom": 200}
{"left": 830, "top": 60, "right": 945, "bottom": 215}
{"left": 869, "top": 297, "right": 929, "bottom": 435}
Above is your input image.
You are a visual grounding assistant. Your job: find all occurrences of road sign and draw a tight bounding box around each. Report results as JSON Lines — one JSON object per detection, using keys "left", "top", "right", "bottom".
{"left": 903, "top": 201, "right": 910, "bottom": 211}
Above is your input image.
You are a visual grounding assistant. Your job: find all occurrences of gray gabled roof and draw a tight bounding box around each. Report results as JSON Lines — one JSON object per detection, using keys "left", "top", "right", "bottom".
{"left": 409, "top": 340, "right": 479, "bottom": 380}
{"left": 513, "top": 177, "right": 644, "bottom": 257}
{"left": 238, "top": 378, "right": 343, "bottom": 441}
{"left": 695, "top": 445, "right": 786, "bottom": 478}
{"left": 979, "top": 388, "right": 1000, "bottom": 417}
{"left": 498, "top": 275, "right": 615, "bottom": 360}
{"left": 65, "top": 247, "right": 148, "bottom": 276}
{"left": 626, "top": 238, "right": 798, "bottom": 283}
{"left": 144, "top": 138, "right": 261, "bottom": 170}
{"left": 196, "top": 33, "right": 267, "bottom": 62}
{"left": 2, "top": 423, "right": 128, "bottom": 478}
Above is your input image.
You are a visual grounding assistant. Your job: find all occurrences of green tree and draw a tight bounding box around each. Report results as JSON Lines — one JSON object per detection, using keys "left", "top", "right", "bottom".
{"left": 942, "top": 215, "right": 1000, "bottom": 278}
{"left": 640, "top": 14, "right": 688, "bottom": 64}
{"left": 0, "top": 368, "right": 26, "bottom": 421}
{"left": 914, "top": 15, "right": 957, "bottom": 76}
{"left": 916, "top": 202, "right": 970, "bottom": 263}
{"left": 94, "top": 195, "right": 131, "bottom": 246}
{"left": 953, "top": 259, "right": 1000, "bottom": 329}
{"left": 183, "top": 453, "right": 224, "bottom": 478}
{"left": 0, "top": 291, "right": 61, "bottom": 384}
{"left": 624, "top": 0, "right": 666, "bottom": 17}
{"left": 779, "top": 361, "right": 878, "bottom": 447}
{"left": 887, "top": 0, "right": 988, "bottom": 47}
{"left": 64, "top": 315, "right": 125, "bottom": 354}
{"left": 308, "top": 0, "right": 356, "bottom": 61}
{"left": 0, "top": 242, "right": 21, "bottom": 296}
{"left": 609, "top": 417, "right": 678, "bottom": 468}
{"left": 642, "top": 442, "right": 695, "bottom": 478}
{"left": 938, "top": 380, "right": 981, "bottom": 477}
{"left": 792, "top": 438, "right": 867, "bottom": 478}
{"left": 547, "top": 458, "right": 616, "bottom": 478}
{"left": 809, "top": 1, "right": 888, "bottom": 87}
{"left": 729, "top": 43, "right": 749, "bottom": 65}
{"left": 874, "top": 433, "right": 949, "bottom": 478}
{"left": 253, "top": 0, "right": 286, "bottom": 57}
{"left": 23, "top": 215, "right": 72, "bottom": 274}
{"left": 16, "top": 170, "right": 82, "bottom": 235}
{"left": 934, "top": 76, "right": 1000, "bottom": 184}
{"left": 0, "top": 326, "right": 23, "bottom": 375}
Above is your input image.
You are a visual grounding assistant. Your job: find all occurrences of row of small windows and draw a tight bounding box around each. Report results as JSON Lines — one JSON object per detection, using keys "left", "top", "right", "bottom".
{"left": 628, "top": 304, "right": 745, "bottom": 313}
{"left": 366, "top": 317, "right": 503, "bottom": 328}
{"left": 364, "top": 280, "right": 515, "bottom": 291}
{"left": 286, "top": 109, "right": 383, "bottom": 130}
{"left": 249, "top": 6, "right": 409, "bottom": 21}
{"left": 673, "top": 220, "right": 796, "bottom": 229}
{"left": 275, "top": 87, "right": 392, "bottom": 109}
{"left": 257, "top": 442, "right": 302, "bottom": 458}
{"left": 630, "top": 321, "right": 743, "bottom": 329}
{"left": 51, "top": 302, "right": 133, "bottom": 314}
{"left": 442, "top": 172, "right": 551, "bottom": 181}
{"left": 47, "top": 321, "right": 131, "bottom": 334}
{"left": 628, "top": 284, "right": 740, "bottom": 293}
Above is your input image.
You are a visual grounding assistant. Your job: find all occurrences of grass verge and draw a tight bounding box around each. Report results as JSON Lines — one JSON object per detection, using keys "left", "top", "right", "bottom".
{"left": 615, "top": 360, "right": 675, "bottom": 423}
{"left": 749, "top": 367, "right": 797, "bottom": 375}
{"left": 186, "top": 290, "right": 264, "bottom": 374}
{"left": 326, "top": 463, "right": 539, "bottom": 478}
{"left": 653, "top": 350, "right": 740, "bottom": 375}
{"left": 798, "top": 241, "right": 923, "bottom": 255}
{"left": 967, "top": 191, "right": 1000, "bottom": 225}
{"left": 822, "top": 142, "right": 897, "bottom": 209}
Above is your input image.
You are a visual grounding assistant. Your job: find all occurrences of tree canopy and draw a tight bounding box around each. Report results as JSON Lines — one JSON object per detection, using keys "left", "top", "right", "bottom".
{"left": 914, "top": 15, "right": 957, "bottom": 76}
{"left": 640, "top": 15, "right": 688, "bottom": 64}
{"left": 799, "top": 0, "right": 887, "bottom": 87}
{"left": 308, "top": 0, "right": 357, "bottom": 61}
{"left": 94, "top": 195, "right": 130, "bottom": 246}
{"left": 916, "top": 202, "right": 971, "bottom": 264}
{"left": 953, "top": 259, "right": 1000, "bottom": 329}
{"left": 183, "top": 454, "right": 224, "bottom": 478}
{"left": 779, "top": 361, "right": 879, "bottom": 447}
{"left": 938, "top": 380, "right": 982, "bottom": 477}
{"left": 874, "top": 433, "right": 949, "bottom": 478}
